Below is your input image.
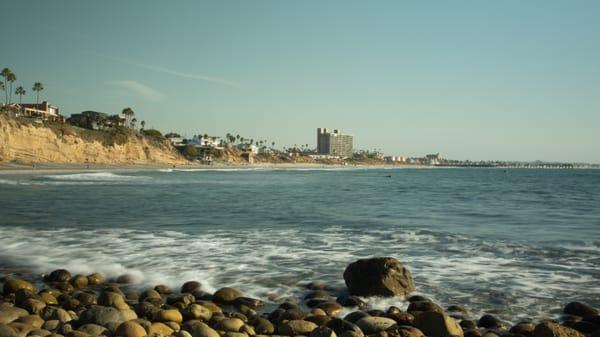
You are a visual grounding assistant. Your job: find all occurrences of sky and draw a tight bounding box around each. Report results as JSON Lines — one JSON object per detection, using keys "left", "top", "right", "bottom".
{"left": 2, "top": 1, "right": 599, "bottom": 162}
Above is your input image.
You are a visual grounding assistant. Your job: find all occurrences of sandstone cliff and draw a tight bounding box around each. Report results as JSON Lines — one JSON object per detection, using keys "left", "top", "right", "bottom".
{"left": 0, "top": 114, "right": 188, "bottom": 165}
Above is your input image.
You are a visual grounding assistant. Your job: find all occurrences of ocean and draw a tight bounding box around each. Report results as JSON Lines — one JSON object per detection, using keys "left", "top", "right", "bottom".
{"left": 0, "top": 168, "right": 598, "bottom": 323}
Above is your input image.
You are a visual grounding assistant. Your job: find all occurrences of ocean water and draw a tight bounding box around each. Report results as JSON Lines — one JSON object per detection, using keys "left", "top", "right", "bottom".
{"left": 0, "top": 168, "right": 599, "bottom": 323}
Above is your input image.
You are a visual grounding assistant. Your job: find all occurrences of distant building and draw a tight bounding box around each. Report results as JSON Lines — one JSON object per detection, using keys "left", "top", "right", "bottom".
{"left": 385, "top": 156, "right": 406, "bottom": 163}
{"left": 317, "top": 128, "right": 353, "bottom": 158}
{"left": 15, "top": 102, "right": 65, "bottom": 122}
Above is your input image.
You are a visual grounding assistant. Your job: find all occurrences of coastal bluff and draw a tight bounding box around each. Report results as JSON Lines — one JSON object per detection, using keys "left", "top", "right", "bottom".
{"left": 0, "top": 114, "right": 187, "bottom": 166}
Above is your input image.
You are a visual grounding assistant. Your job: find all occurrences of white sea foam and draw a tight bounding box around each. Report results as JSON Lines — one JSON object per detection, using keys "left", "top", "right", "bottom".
{"left": 43, "top": 172, "right": 149, "bottom": 181}
{"left": 0, "top": 225, "right": 597, "bottom": 322}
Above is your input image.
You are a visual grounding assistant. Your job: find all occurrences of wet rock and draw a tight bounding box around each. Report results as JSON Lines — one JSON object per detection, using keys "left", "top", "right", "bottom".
{"left": 478, "top": 315, "right": 502, "bottom": 329}
{"left": 252, "top": 318, "right": 274, "bottom": 335}
{"left": 78, "top": 306, "right": 124, "bottom": 326}
{"left": 564, "top": 302, "right": 598, "bottom": 318}
{"left": 115, "top": 321, "right": 147, "bottom": 337}
{"left": 181, "top": 282, "right": 202, "bottom": 294}
{"left": 222, "top": 333, "right": 247, "bottom": 337}
{"left": 174, "top": 331, "right": 193, "bottom": 337}
{"left": 53, "top": 283, "right": 74, "bottom": 294}
{"left": 234, "top": 297, "right": 263, "bottom": 309}
{"left": 86, "top": 274, "right": 104, "bottom": 286}
{"left": 119, "top": 309, "right": 138, "bottom": 322}
{"left": 510, "top": 322, "right": 536, "bottom": 337}
{"left": 534, "top": 322, "right": 585, "bottom": 337}
{"left": 0, "top": 323, "right": 17, "bottom": 337}
{"left": 64, "top": 332, "right": 90, "bottom": 337}
{"left": 571, "top": 321, "right": 597, "bottom": 334}
{"left": 464, "top": 329, "right": 482, "bottom": 337}
{"left": 0, "top": 304, "right": 30, "bottom": 324}
{"left": 69, "top": 275, "right": 88, "bottom": 289}
{"left": 97, "top": 292, "right": 129, "bottom": 310}
{"left": 278, "top": 320, "right": 319, "bottom": 336}
{"left": 46, "top": 270, "right": 72, "bottom": 283}
{"left": 448, "top": 306, "right": 468, "bottom": 314}
{"left": 154, "top": 309, "right": 183, "bottom": 324}
{"left": 74, "top": 292, "right": 97, "bottom": 306}
{"left": 407, "top": 301, "right": 443, "bottom": 314}
{"left": 215, "top": 318, "right": 245, "bottom": 332}
{"left": 386, "top": 326, "right": 425, "bottom": 337}
{"left": 182, "top": 304, "right": 213, "bottom": 321}
{"left": 326, "top": 318, "right": 364, "bottom": 337}
{"left": 77, "top": 324, "right": 109, "bottom": 337}
{"left": 460, "top": 320, "right": 477, "bottom": 330}
{"left": 15, "top": 315, "right": 44, "bottom": 329}
{"left": 414, "top": 311, "right": 464, "bottom": 337}
{"left": 281, "top": 308, "right": 308, "bottom": 321}
{"left": 355, "top": 317, "right": 397, "bottom": 334}
{"left": 154, "top": 285, "right": 171, "bottom": 295}
{"left": 148, "top": 322, "right": 174, "bottom": 336}
{"left": 181, "top": 320, "right": 220, "bottom": 337}
{"left": 316, "top": 302, "right": 343, "bottom": 316}
{"left": 21, "top": 299, "right": 46, "bottom": 315}
{"left": 306, "top": 315, "right": 332, "bottom": 326}
{"left": 336, "top": 295, "right": 366, "bottom": 308}
{"left": 344, "top": 312, "right": 370, "bottom": 324}
{"left": 42, "top": 320, "right": 60, "bottom": 331}
{"left": 3, "top": 279, "right": 35, "bottom": 295}
{"left": 385, "top": 312, "right": 414, "bottom": 326}
{"left": 212, "top": 288, "right": 242, "bottom": 304}
{"left": 116, "top": 275, "right": 136, "bottom": 284}
{"left": 167, "top": 293, "right": 195, "bottom": 307}
{"left": 343, "top": 257, "right": 415, "bottom": 297}
{"left": 39, "top": 293, "right": 58, "bottom": 306}
{"left": 196, "top": 301, "right": 221, "bottom": 314}
{"left": 407, "top": 296, "right": 429, "bottom": 303}
{"left": 29, "top": 328, "right": 52, "bottom": 337}
{"left": 306, "top": 291, "right": 332, "bottom": 300}
{"left": 240, "top": 324, "right": 255, "bottom": 336}
{"left": 310, "top": 327, "right": 338, "bottom": 337}
{"left": 139, "top": 289, "right": 162, "bottom": 301}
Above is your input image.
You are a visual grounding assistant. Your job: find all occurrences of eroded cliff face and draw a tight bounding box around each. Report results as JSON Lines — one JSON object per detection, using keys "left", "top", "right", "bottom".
{"left": 0, "top": 115, "right": 187, "bottom": 165}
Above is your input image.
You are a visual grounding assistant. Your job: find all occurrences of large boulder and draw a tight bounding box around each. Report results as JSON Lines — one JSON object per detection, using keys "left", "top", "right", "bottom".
{"left": 534, "top": 322, "right": 586, "bottom": 337}
{"left": 343, "top": 257, "right": 415, "bottom": 297}
{"left": 414, "top": 311, "right": 464, "bottom": 337}
{"left": 564, "top": 302, "right": 598, "bottom": 317}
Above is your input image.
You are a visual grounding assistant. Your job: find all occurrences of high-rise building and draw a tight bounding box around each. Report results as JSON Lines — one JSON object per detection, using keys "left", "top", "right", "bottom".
{"left": 317, "top": 128, "right": 353, "bottom": 158}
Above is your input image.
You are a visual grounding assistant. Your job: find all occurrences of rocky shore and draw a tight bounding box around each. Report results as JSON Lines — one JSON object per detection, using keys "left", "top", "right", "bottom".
{"left": 1, "top": 258, "right": 598, "bottom": 337}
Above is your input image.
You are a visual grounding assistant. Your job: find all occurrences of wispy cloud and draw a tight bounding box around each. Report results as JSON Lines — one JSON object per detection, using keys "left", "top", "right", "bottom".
{"left": 110, "top": 80, "right": 164, "bottom": 101}
{"left": 91, "top": 52, "right": 241, "bottom": 88}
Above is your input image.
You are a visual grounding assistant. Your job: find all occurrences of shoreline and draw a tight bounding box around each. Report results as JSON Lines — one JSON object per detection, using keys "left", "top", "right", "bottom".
{"left": 1, "top": 161, "right": 598, "bottom": 175}
{"left": 0, "top": 265, "right": 597, "bottom": 337}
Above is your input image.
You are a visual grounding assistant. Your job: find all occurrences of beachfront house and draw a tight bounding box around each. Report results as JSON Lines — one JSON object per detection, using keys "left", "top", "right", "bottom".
{"left": 5, "top": 102, "right": 66, "bottom": 122}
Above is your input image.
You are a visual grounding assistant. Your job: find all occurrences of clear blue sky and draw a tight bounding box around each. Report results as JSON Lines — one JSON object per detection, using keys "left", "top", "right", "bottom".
{"left": 3, "top": 1, "right": 599, "bottom": 162}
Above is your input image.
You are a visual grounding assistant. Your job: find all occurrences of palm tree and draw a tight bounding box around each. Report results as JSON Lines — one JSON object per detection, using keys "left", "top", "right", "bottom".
{"left": 141, "top": 120, "right": 146, "bottom": 131}
{"left": 130, "top": 118, "right": 137, "bottom": 129}
{"left": 1, "top": 68, "right": 12, "bottom": 105}
{"left": 121, "top": 107, "right": 135, "bottom": 126}
{"left": 7, "top": 73, "right": 16, "bottom": 104}
{"left": 236, "top": 134, "right": 240, "bottom": 143}
{"left": 271, "top": 141, "right": 275, "bottom": 148}
{"left": 32, "top": 82, "right": 44, "bottom": 104}
{"left": 15, "top": 86, "right": 26, "bottom": 104}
